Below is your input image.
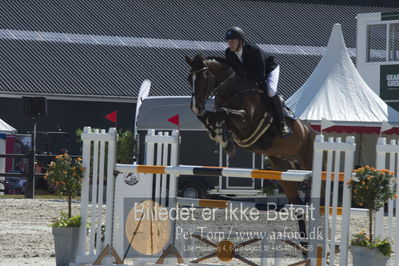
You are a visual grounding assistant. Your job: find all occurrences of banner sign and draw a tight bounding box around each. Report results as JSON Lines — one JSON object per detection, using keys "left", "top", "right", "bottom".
{"left": 380, "top": 64, "right": 399, "bottom": 100}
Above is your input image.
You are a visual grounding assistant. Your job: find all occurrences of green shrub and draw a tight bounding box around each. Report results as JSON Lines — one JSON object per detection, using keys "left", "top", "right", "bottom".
{"left": 45, "top": 153, "right": 83, "bottom": 218}
{"left": 51, "top": 212, "right": 81, "bottom": 228}
{"left": 348, "top": 166, "right": 397, "bottom": 256}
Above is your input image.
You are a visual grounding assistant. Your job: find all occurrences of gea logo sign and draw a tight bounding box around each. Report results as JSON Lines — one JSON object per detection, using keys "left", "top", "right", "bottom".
{"left": 380, "top": 65, "right": 399, "bottom": 99}
{"left": 386, "top": 74, "right": 399, "bottom": 88}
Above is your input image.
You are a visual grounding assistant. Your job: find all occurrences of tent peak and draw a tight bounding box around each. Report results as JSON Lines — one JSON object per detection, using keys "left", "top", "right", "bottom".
{"left": 286, "top": 23, "right": 399, "bottom": 127}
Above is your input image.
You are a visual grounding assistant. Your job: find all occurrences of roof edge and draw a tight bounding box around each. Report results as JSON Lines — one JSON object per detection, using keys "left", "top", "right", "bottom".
{"left": 0, "top": 92, "right": 136, "bottom": 103}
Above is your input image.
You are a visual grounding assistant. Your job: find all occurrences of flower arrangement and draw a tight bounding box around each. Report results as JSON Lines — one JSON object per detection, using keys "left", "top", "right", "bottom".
{"left": 51, "top": 212, "right": 81, "bottom": 228}
{"left": 45, "top": 153, "right": 84, "bottom": 223}
{"left": 348, "top": 166, "right": 397, "bottom": 257}
{"left": 351, "top": 231, "right": 392, "bottom": 257}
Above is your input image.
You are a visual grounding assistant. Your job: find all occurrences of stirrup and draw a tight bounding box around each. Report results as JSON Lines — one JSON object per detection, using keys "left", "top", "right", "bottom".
{"left": 280, "top": 125, "right": 292, "bottom": 138}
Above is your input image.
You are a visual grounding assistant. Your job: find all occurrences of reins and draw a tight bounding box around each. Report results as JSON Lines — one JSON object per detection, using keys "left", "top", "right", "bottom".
{"left": 191, "top": 60, "right": 261, "bottom": 109}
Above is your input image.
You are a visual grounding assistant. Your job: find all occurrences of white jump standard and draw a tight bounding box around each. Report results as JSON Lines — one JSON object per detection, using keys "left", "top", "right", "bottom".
{"left": 76, "top": 127, "right": 399, "bottom": 266}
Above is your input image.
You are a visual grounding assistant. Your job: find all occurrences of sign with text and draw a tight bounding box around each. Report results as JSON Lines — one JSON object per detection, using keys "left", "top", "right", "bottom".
{"left": 380, "top": 64, "right": 399, "bottom": 100}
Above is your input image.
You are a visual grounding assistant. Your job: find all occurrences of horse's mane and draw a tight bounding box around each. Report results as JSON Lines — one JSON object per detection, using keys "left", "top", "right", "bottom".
{"left": 191, "top": 54, "right": 232, "bottom": 74}
{"left": 206, "top": 56, "right": 233, "bottom": 72}
{"left": 206, "top": 56, "right": 227, "bottom": 65}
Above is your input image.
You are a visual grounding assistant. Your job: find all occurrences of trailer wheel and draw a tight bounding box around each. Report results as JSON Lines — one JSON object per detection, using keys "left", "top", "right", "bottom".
{"left": 180, "top": 182, "right": 205, "bottom": 199}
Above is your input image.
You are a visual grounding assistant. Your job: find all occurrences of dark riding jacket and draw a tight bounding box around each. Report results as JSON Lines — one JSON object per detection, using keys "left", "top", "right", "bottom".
{"left": 224, "top": 42, "right": 278, "bottom": 85}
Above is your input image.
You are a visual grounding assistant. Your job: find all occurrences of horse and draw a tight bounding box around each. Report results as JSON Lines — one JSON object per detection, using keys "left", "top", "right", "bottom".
{"left": 185, "top": 54, "right": 317, "bottom": 256}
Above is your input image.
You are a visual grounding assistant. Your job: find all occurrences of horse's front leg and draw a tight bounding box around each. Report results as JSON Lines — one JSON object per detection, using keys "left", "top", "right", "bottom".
{"left": 215, "top": 108, "right": 248, "bottom": 156}
{"left": 204, "top": 110, "right": 230, "bottom": 145}
{"left": 219, "top": 107, "right": 247, "bottom": 126}
{"left": 199, "top": 109, "right": 240, "bottom": 156}
{"left": 197, "top": 112, "right": 217, "bottom": 141}
{"left": 197, "top": 111, "right": 232, "bottom": 146}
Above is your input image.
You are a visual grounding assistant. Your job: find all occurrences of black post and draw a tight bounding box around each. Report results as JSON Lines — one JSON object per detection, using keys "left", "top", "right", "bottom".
{"left": 22, "top": 96, "right": 47, "bottom": 198}
{"left": 25, "top": 119, "right": 37, "bottom": 198}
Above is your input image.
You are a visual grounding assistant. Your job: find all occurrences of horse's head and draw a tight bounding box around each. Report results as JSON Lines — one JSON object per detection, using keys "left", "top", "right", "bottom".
{"left": 185, "top": 54, "right": 216, "bottom": 116}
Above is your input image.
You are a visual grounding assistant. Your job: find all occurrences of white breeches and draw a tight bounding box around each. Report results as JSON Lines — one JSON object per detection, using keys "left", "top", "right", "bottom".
{"left": 266, "top": 65, "right": 280, "bottom": 97}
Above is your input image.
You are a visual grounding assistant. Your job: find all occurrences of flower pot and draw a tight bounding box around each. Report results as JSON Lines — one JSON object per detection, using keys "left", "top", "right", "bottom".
{"left": 351, "top": 246, "right": 389, "bottom": 266}
{"left": 52, "top": 227, "right": 80, "bottom": 266}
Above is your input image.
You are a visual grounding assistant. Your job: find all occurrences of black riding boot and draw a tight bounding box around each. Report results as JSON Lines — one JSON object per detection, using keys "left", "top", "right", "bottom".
{"left": 271, "top": 95, "right": 292, "bottom": 137}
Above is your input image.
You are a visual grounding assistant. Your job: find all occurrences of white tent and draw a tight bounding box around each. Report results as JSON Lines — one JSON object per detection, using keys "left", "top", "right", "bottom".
{"left": 0, "top": 119, "right": 15, "bottom": 194}
{"left": 286, "top": 23, "right": 399, "bottom": 166}
{"left": 0, "top": 118, "right": 16, "bottom": 134}
{"left": 286, "top": 23, "right": 399, "bottom": 129}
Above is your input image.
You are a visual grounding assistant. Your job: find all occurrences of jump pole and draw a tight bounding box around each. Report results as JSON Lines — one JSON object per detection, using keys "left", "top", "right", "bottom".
{"left": 115, "top": 164, "right": 343, "bottom": 182}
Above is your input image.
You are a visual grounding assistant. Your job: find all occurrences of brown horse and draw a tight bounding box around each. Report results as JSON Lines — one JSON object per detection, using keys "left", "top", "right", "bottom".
{"left": 185, "top": 54, "right": 316, "bottom": 199}
{"left": 185, "top": 54, "right": 317, "bottom": 253}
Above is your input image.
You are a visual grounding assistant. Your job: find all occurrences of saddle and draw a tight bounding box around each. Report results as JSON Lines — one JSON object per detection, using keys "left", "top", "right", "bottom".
{"left": 219, "top": 77, "right": 296, "bottom": 122}
{"left": 232, "top": 94, "right": 296, "bottom": 150}
{"left": 211, "top": 76, "right": 296, "bottom": 150}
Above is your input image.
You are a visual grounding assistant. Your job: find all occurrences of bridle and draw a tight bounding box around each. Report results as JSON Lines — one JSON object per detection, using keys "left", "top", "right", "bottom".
{"left": 190, "top": 66, "right": 208, "bottom": 75}
{"left": 190, "top": 62, "right": 235, "bottom": 109}
{"left": 189, "top": 64, "right": 212, "bottom": 117}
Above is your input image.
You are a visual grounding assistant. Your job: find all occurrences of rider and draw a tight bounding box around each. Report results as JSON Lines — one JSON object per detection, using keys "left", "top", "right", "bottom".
{"left": 224, "top": 27, "right": 291, "bottom": 137}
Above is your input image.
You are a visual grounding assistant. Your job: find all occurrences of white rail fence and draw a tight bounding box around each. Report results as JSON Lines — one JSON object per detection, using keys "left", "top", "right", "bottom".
{"left": 73, "top": 127, "right": 399, "bottom": 266}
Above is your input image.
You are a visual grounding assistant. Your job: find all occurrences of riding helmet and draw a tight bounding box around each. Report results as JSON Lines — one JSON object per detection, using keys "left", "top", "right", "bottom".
{"left": 225, "top": 27, "right": 245, "bottom": 41}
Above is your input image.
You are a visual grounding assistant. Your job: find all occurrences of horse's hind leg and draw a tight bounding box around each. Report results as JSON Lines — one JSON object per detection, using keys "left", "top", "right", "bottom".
{"left": 268, "top": 156, "right": 302, "bottom": 203}
{"left": 269, "top": 156, "right": 309, "bottom": 257}
{"left": 295, "top": 120, "right": 316, "bottom": 170}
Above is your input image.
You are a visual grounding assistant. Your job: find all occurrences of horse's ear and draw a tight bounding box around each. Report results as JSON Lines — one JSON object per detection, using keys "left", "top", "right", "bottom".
{"left": 185, "top": 56, "right": 193, "bottom": 66}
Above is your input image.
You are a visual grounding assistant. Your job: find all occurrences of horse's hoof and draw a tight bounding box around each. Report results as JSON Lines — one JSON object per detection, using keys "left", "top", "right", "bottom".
{"left": 222, "top": 129, "right": 230, "bottom": 143}
{"left": 208, "top": 132, "right": 216, "bottom": 141}
{"left": 224, "top": 141, "right": 236, "bottom": 156}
